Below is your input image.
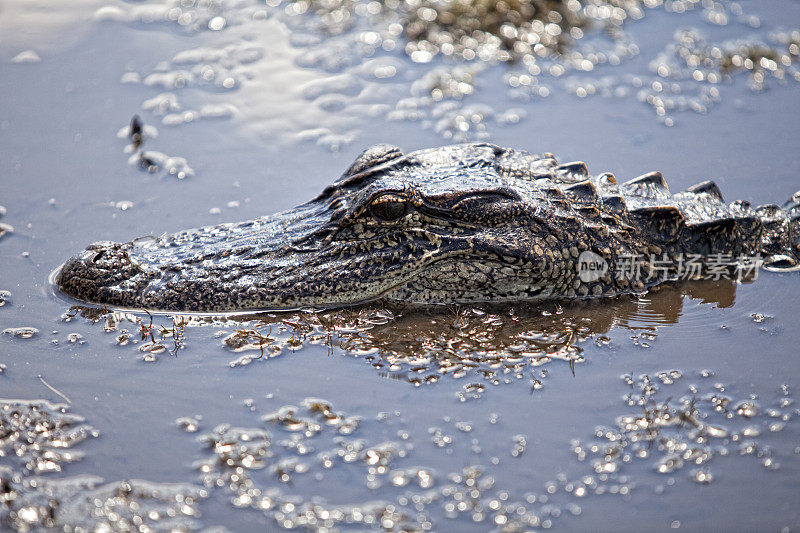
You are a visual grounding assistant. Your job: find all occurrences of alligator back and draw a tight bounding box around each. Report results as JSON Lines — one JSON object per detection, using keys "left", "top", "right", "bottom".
{"left": 497, "top": 149, "right": 800, "bottom": 272}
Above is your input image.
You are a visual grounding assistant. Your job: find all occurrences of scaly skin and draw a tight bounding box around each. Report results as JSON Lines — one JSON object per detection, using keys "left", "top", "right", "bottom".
{"left": 56, "top": 143, "right": 800, "bottom": 312}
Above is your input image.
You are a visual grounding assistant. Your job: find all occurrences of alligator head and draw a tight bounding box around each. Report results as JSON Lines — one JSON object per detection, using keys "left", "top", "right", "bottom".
{"left": 57, "top": 143, "right": 607, "bottom": 312}
{"left": 57, "top": 142, "right": 800, "bottom": 312}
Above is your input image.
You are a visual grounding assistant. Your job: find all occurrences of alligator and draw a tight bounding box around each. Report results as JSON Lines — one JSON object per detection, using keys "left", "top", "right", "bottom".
{"left": 56, "top": 143, "right": 800, "bottom": 312}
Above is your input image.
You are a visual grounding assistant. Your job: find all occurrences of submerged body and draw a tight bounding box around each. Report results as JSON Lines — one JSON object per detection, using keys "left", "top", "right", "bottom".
{"left": 57, "top": 143, "right": 800, "bottom": 312}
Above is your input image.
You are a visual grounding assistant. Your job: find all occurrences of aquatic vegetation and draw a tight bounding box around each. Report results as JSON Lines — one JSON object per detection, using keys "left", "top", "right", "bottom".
{"left": 1, "top": 475, "right": 206, "bottom": 532}
{"left": 290, "top": 0, "right": 658, "bottom": 64}
{"left": 384, "top": 0, "right": 586, "bottom": 63}
{"left": 61, "top": 306, "right": 189, "bottom": 360}
{"left": 0, "top": 399, "right": 97, "bottom": 476}
{"left": 2, "top": 375, "right": 794, "bottom": 530}
{"left": 190, "top": 396, "right": 574, "bottom": 529}
{"left": 192, "top": 401, "right": 421, "bottom": 529}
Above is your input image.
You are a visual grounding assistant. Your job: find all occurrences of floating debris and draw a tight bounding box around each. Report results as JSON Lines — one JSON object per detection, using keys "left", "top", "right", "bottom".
{"left": 66, "top": 333, "right": 83, "bottom": 344}
{"left": 176, "top": 416, "right": 201, "bottom": 432}
{"left": 117, "top": 114, "right": 194, "bottom": 178}
{"left": 105, "top": 0, "right": 799, "bottom": 146}
{"left": 262, "top": 398, "right": 362, "bottom": 437}
{"left": 398, "top": 0, "right": 586, "bottom": 63}
{"left": 0, "top": 399, "right": 207, "bottom": 531}
{"left": 131, "top": 150, "right": 194, "bottom": 178}
{"left": 2, "top": 327, "right": 39, "bottom": 339}
{"left": 0, "top": 222, "right": 13, "bottom": 240}
{"left": 0, "top": 475, "right": 206, "bottom": 532}
{"left": 0, "top": 398, "right": 98, "bottom": 475}
{"left": 37, "top": 375, "right": 72, "bottom": 404}
{"left": 190, "top": 397, "right": 573, "bottom": 530}
{"left": 129, "top": 114, "right": 144, "bottom": 149}
{"left": 565, "top": 28, "right": 800, "bottom": 125}
{"left": 572, "top": 373, "right": 797, "bottom": 488}
{"left": 511, "top": 434, "right": 528, "bottom": 457}
{"left": 113, "top": 200, "right": 134, "bottom": 211}
{"left": 184, "top": 379, "right": 798, "bottom": 532}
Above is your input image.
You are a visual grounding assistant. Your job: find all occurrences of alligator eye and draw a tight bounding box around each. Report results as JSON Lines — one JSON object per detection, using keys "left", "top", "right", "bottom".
{"left": 369, "top": 195, "right": 408, "bottom": 222}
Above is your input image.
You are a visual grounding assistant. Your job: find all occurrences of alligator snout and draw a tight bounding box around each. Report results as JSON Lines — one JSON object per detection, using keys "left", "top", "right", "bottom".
{"left": 57, "top": 242, "right": 144, "bottom": 305}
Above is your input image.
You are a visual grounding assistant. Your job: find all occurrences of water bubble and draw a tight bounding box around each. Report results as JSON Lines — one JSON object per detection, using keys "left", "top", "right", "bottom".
{"left": 692, "top": 468, "right": 713, "bottom": 484}
{"left": 208, "top": 16, "right": 226, "bottom": 31}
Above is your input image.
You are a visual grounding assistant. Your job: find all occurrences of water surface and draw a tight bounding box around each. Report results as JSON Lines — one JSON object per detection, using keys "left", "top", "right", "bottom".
{"left": 1, "top": 0, "right": 799, "bottom": 530}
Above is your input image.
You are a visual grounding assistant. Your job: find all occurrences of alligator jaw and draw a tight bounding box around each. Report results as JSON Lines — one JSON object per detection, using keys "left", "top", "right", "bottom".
{"left": 55, "top": 206, "right": 444, "bottom": 313}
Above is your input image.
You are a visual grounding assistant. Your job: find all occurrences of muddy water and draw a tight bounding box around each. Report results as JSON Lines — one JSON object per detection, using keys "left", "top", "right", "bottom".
{"left": 1, "top": 0, "right": 799, "bottom": 531}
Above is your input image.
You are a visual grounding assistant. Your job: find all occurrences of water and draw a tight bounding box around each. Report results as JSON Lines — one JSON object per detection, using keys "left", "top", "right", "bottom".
{"left": 1, "top": 0, "right": 799, "bottom": 530}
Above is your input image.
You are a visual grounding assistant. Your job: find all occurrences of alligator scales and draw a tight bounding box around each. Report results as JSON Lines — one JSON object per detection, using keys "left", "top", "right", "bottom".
{"left": 57, "top": 143, "right": 800, "bottom": 312}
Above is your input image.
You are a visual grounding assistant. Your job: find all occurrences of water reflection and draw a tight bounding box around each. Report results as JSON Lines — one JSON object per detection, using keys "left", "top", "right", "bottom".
{"left": 64, "top": 280, "right": 741, "bottom": 388}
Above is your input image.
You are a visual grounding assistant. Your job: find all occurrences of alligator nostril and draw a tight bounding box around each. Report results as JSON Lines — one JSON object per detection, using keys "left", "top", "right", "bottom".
{"left": 56, "top": 241, "right": 145, "bottom": 307}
